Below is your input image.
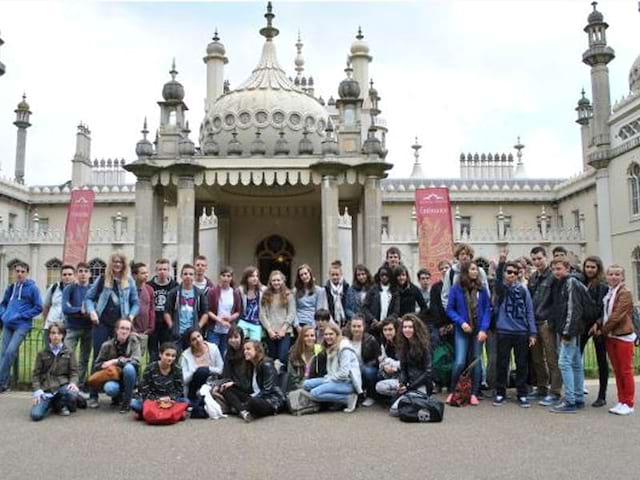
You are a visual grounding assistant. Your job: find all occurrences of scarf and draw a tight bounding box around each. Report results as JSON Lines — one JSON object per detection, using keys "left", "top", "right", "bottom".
{"left": 603, "top": 283, "right": 623, "bottom": 325}
{"left": 464, "top": 287, "right": 479, "bottom": 332}
{"left": 330, "top": 281, "right": 346, "bottom": 325}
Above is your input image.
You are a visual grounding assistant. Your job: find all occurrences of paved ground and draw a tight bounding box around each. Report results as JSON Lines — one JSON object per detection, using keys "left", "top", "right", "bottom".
{"left": 1, "top": 379, "right": 638, "bottom": 480}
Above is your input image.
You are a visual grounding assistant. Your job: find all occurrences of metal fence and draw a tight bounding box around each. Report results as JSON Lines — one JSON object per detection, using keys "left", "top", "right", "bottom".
{"left": 9, "top": 328, "right": 640, "bottom": 390}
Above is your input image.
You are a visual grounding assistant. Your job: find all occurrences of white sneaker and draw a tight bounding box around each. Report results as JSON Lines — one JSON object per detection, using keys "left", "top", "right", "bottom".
{"left": 608, "top": 402, "right": 622, "bottom": 414}
{"left": 362, "top": 397, "right": 375, "bottom": 407}
{"left": 614, "top": 404, "right": 634, "bottom": 416}
{"left": 343, "top": 394, "right": 358, "bottom": 413}
{"left": 583, "top": 387, "right": 589, "bottom": 395}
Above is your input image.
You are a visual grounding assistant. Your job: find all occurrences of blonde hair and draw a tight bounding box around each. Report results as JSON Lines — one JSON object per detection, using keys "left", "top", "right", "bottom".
{"left": 261, "top": 270, "right": 291, "bottom": 307}
{"left": 606, "top": 264, "right": 625, "bottom": 277}
{"left": 322, "top": 323, "right": 342, "bottom": 354}
{"left": 105, "top": 251, "right": 130, "bottom": 289}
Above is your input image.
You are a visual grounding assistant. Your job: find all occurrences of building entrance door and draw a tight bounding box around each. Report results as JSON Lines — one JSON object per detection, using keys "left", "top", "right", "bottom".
{"left": 256, "top": 235, "right": 295, "bottom": 288}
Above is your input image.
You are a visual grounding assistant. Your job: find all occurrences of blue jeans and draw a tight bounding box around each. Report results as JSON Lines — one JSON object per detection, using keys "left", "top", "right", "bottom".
{"left": 0, "top": 324, "right": 31, "bottom": 389}
{"left": 207, "top": 331, "right": 228, "bottom": 359}
{"left": 450, "top": 328, "right": 483, "bottom": 395}
{"left": 92, "top": 323, "right": 113, "bottom": 362}
{"left": 304, "top": 377, "right": 354, "bottom": 405}
{"left": 361, "top": 365, "right": 379, "bottom": 398}
{"left": 266, "top": 335, "right": 292, "bottom": 366}
{"left": 91, "top": 362, "right": 137, "bottom": 401}
{"left": 558, "top": 336, "right": 584, "bottom": 405}
{"left": 31, "top": 385, "right": 75, "bottom": 421}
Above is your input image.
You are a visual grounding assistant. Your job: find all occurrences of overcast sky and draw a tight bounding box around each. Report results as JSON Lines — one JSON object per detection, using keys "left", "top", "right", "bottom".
{"left": 0, "top": 0, "right": 638, "bottom": 185}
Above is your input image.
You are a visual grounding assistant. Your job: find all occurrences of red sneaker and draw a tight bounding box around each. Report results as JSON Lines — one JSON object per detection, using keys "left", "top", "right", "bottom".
{"left": 470, "top": 395, "right": 480, "bottom": 406}
{"left": 446, "top": 394, "right": 453, "bottom": 405}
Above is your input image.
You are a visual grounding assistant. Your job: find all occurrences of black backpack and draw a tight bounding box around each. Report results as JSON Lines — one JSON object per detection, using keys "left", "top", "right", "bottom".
{"left": 575, "top": 280, "right": 600, "bottom": 326}
{"left": 397, "top": 391, "right": 444, "bottom": 423}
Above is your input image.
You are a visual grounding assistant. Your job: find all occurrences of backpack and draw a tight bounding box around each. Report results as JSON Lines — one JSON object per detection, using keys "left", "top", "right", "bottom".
{"left": 287, "top": 389, "right": 320, "bottom": 416}
{"left": 449, "top": 357, "right": 480, "bottom": 407}
{"left": 398, "top": 391, "right": 445, "bottom": 423}
{"left": 575, "top": 281, "right": 600, "bottom": 326}
{"left": 432, "top": 342, "right": 453, "bottom": 387}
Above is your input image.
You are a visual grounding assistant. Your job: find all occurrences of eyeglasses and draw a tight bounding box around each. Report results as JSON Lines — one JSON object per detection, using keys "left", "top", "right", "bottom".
{"left": 505, "top": 270, "right": 518, "bottom": 275}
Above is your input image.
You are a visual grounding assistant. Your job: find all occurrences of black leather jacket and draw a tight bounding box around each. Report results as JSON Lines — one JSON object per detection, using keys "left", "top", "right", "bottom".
{"left": 250, "top": 358, "right": 285, "bottom": 411}
{"left": 399, "top": 347, "right": 433, "bottom": 394}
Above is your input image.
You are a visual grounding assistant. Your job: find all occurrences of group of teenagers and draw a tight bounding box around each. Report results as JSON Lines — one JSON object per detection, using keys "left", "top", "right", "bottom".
{"left": 0, "top": 242, "right": 637, "bottom": 423}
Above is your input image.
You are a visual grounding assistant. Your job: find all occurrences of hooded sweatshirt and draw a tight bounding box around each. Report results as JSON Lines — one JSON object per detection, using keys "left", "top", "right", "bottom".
{"left": 0, "top": 279, "right": 43, "bottom": 330}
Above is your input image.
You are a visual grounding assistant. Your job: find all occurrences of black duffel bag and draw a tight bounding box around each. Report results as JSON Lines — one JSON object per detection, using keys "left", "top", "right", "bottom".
{"left": 397, "top": 391, "right": 445, "bottom": 423}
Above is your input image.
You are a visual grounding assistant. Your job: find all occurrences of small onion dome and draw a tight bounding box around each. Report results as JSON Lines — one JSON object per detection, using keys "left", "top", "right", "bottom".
{"left": 327, "top": 96, "right": 336, "bottom": 106}
{"left": 202, "top": 131, "right": 219, "bottom": 156}
{"left": 321, "top": 120, "right": 339, "bottom": 156}
{"left": 338, "top": 63, "right": 360, "bottom": 100}
{"left": 250, "top": 129, "right": 267, "bottom": 155}
{"left": 274, "top": 130, "right": 290, "bottom": 156}
{"left": 162, "top": 60, "right": 185, "bottom": 102}
{"left": 16, "top": 93, "right": 30, "bottom": 112}
{"left": 587, "top": 2, "right": 603, "bottom": 24}
{"left": 629, "top": 53, "right": 640, "bottom": 94}
{"left": 298, "top": 128, "right": 314, "bottom": 155}
{"left": 362, "top": 127, "right": 383, "bottom": 157}
{"left": 206, "top": 29, "right": 226, "bottom": 56}
{"left": 227, "top": 130, "right": 243, "bottom": 156}
{"left": 179, "top": 124, "right": 195, "bottom": 156}
{"left": 136, "top": 118, "right": 153, "bottom": 157}
{"left": 577, "top": 89, "right": 591, "bottom": 107}
{"left": 350, "top": 26, "right": 370, "bottom": 56}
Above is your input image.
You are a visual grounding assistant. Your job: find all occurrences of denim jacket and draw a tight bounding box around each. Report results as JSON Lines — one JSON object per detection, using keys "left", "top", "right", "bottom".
{"left": 84, "top": 276, "right": 140, "bottom": 320}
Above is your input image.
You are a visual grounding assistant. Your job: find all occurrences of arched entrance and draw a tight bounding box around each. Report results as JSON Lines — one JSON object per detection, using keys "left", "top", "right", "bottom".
{"left": 256, "top": 235, "right": 295, "bottom": 287}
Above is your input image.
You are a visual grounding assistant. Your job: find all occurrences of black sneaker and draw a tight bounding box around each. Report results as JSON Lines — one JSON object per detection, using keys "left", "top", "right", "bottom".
{"left": 59, "top": 407, "right": 71, "bottom": 416}
{"left": 592, "top": 398, "right": 606, "bottom": 408}
{"left": 492, "top": 395, "right": 506, "bottom": 407}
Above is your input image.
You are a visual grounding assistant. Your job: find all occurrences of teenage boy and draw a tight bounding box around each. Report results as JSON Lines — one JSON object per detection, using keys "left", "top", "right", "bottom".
{"left": 62, "top": 262, "right": 93, "bottom": 388}
{"left": 131, "top": 262, "right": 155, "bottom": 358}
{"left": 493, "top": 261, "right": 537, "bottom": 408}
{"left": 416, "top": 269, "right": 431, "bottom": 309}
{"left": 384, "top": 247, "right": 402, "bottom": 270}
{"left": 194, "top": 255, "right": 214, "bottom": 294}
{"left": 314, "top": 308, "right": 332, "bottom": 344}
{"left": 552, "top": 246, "right": 584, "bottom": 281}
{"left": 148, "top": 258, "right": 178, "bottom": 361}
{"left": 42, "top": 264, "right": 76, "bottom": 343}
{"left": 324, "top": 260, "right": 351, "bottom": 327}
{"left": 164, "top": 264, "right": 209, "bottom": 350}
{"left": 528, "top": 246, "right": 562, "bottom": 405}
{"left": 0, "top": 261, "right": 43, "bottom": 393}
{"left": 549, "top": 258, "right": 586, "bottom": 414}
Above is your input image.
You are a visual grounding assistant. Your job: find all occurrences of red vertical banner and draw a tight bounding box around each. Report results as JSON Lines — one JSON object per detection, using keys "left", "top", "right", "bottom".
{"left": 415, "top": 188, "right": 454, "bottom": 282}
{"left": 63, "top": 189, "right": 95, "bottom": 266}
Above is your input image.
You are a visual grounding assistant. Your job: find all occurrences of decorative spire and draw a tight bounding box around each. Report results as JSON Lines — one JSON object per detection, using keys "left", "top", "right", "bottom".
{"left": 142, "top": 117, "right": 149, "bottom": 139}
{"left": 514, "top": 136, "right": 525, "bottom": 163}
{"left": 356, "top": 26, "right": 363, "bottom": 40}
{"left": 294, "top": 30, "right": 305, "bottom": 80}
{"left": 410, "top": 137, "right": 424, "bottom": 178}
{"left": 213, "top": 27, "right": 219, "bottom": 42}
{"left": 170, "top": 58, "right": 177, "bottom": 81}
{"left": 260, "top": 1, "right": 279, "bottom": 40}
{"left": 513, "top": 136, "right": 526, "bottom": 178}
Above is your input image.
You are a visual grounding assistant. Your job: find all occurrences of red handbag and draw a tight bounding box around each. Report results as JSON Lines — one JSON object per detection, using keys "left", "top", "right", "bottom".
{"left": 142, "top": 399, "right": 189, "bottom": 425}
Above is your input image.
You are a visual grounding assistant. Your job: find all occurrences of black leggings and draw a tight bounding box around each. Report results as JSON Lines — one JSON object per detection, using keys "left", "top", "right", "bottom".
{"left": 580, "top": 332, "right": 608, "bottom": 400}
{"left": 187, "top": 367, "right": 211, "bottom": 401}
{"left": 221, "top": 385, "right": 276, "bottom": 418}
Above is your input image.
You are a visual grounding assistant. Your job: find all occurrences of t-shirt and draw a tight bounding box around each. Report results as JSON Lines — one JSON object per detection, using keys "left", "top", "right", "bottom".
{"left": 179, "top": 289, "right": 195, "bottom": 335}
{"left": 380, "top": 285, "right": 391, "bottom": 321}
{"left": 194, "top": 278, "right": 209, "bottom": 292}
{"left": 350, "top": 340, "right": 363, "bottom": 364}
{"left": 101, "top": 285, "right": 121, "bottom": 328}
{"left": 44, "top": 282, "right": 66, "bottom": 329}
{"left": 214, "top": 287, "right": 234, "bottom": 334}
{"left": 149, "top": 278, "right": 178, "bottom": 314}
{"left": 243, "top": 296, "right": 260, "bottom": 325}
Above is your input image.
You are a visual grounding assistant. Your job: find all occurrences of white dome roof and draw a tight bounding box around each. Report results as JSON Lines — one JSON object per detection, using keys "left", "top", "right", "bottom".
{"left": 200, "top": 38, "right": 328, "bottom": 156}
{"left": 630, "top": 53, "right": 640, "bottom": 95}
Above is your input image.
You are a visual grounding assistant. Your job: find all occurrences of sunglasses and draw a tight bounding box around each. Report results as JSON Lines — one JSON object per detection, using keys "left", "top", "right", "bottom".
{"left": 505, "top": 270, "right": 518, "bottom": 275}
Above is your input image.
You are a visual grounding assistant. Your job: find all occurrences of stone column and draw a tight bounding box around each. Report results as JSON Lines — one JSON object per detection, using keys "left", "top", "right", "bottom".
{"left": 595, "top": 168, "right": 613, "bottom": 265}
{"left": 321, "top": 175, "right": 340, "bottom": 281}
{"left": 176, "top": 175, "right": 196, "bottom": 269}
{"left": 134, "top": 177, "right": 155, "bottom": 267}
{"left": 151, "top": 187, "right": 164, "bottom": 263}
{"left": 363, "top": 175, "right": 382, "bottom": 270}
{"left": 351, "top": 206, "right": 364, "bottom": 267}
{"left": 215, "top": 206, "right": 230, "bottom": 274}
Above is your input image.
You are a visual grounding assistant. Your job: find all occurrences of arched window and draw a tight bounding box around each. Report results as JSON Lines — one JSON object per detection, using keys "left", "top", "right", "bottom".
{"left": 88, "top": 258, "right": 106, "bottom": 284}
{"left": 255, "top": 235, "right": 296, "bottom": 287}
{"left": 7, "top": 258, "right": 28, "bottom": 285}
{"left": 629, "top": 163, "right": 640, "bottom": 217}
{"left": 45, "top": 258, "right": 62, "bottom": 287}
{"left": 633, "top": 247, "right": 640, "bottom": 300}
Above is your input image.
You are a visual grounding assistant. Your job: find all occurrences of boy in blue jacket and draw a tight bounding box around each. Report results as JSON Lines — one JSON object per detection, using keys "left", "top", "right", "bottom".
{"left": 493, "top": 259, "right": 536, "bottom": 408}
{"left": 0, "top": 261, "right": 43, "bottom": 392}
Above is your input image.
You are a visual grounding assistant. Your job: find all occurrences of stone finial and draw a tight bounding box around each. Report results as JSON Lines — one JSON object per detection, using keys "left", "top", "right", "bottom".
{"left": 274, "top": 130, "right": 290, "bottom": 156}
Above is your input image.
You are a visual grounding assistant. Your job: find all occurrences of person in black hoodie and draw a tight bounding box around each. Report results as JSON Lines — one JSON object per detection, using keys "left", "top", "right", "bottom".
{"left": 549, "top": 259, "right": 586, "bottom": 414}
{"left": 147, "top": 258, "right": 178, "bottom": 361}
{"left": 428, "top": 260, "right": 453, "bottom": 349}
{"left": 388, "top": 314, "right": 432, "bottom": 417}
{"left": 395, "top": 265, "right": 428, "bottom": 321}
{"left": 221, "top": 340, "right": 285, "bottom": 422}
{"left": 345, "top": 314, "right": 381, "bottom": 406}
{"left": 362, "top": 265, "right": 400, "bottom": 337}
{"left": 580, "top": 256, "right": 609, "bottom": 407}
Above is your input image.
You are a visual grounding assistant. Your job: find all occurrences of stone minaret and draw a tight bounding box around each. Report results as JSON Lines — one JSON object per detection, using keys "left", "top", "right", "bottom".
{"left": 582, "top": 1, "right": 614, "bottom": 154}
{"left": 349, "top": 27, "right": 372, "bottom": 101}
{"left": 582, "top": 1, "right": 615, "bottom": 265}
{"left": 13, "top": 94, "right": 32, "bottom": 184}
{"left": 71, "top": 123, "right": 93, "bottom": 187}
{"left": 203, "top": 29, "right": 228, "bottom": 113}
{"left": 575, "top": 89, "right": 593, "bottom": 171}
